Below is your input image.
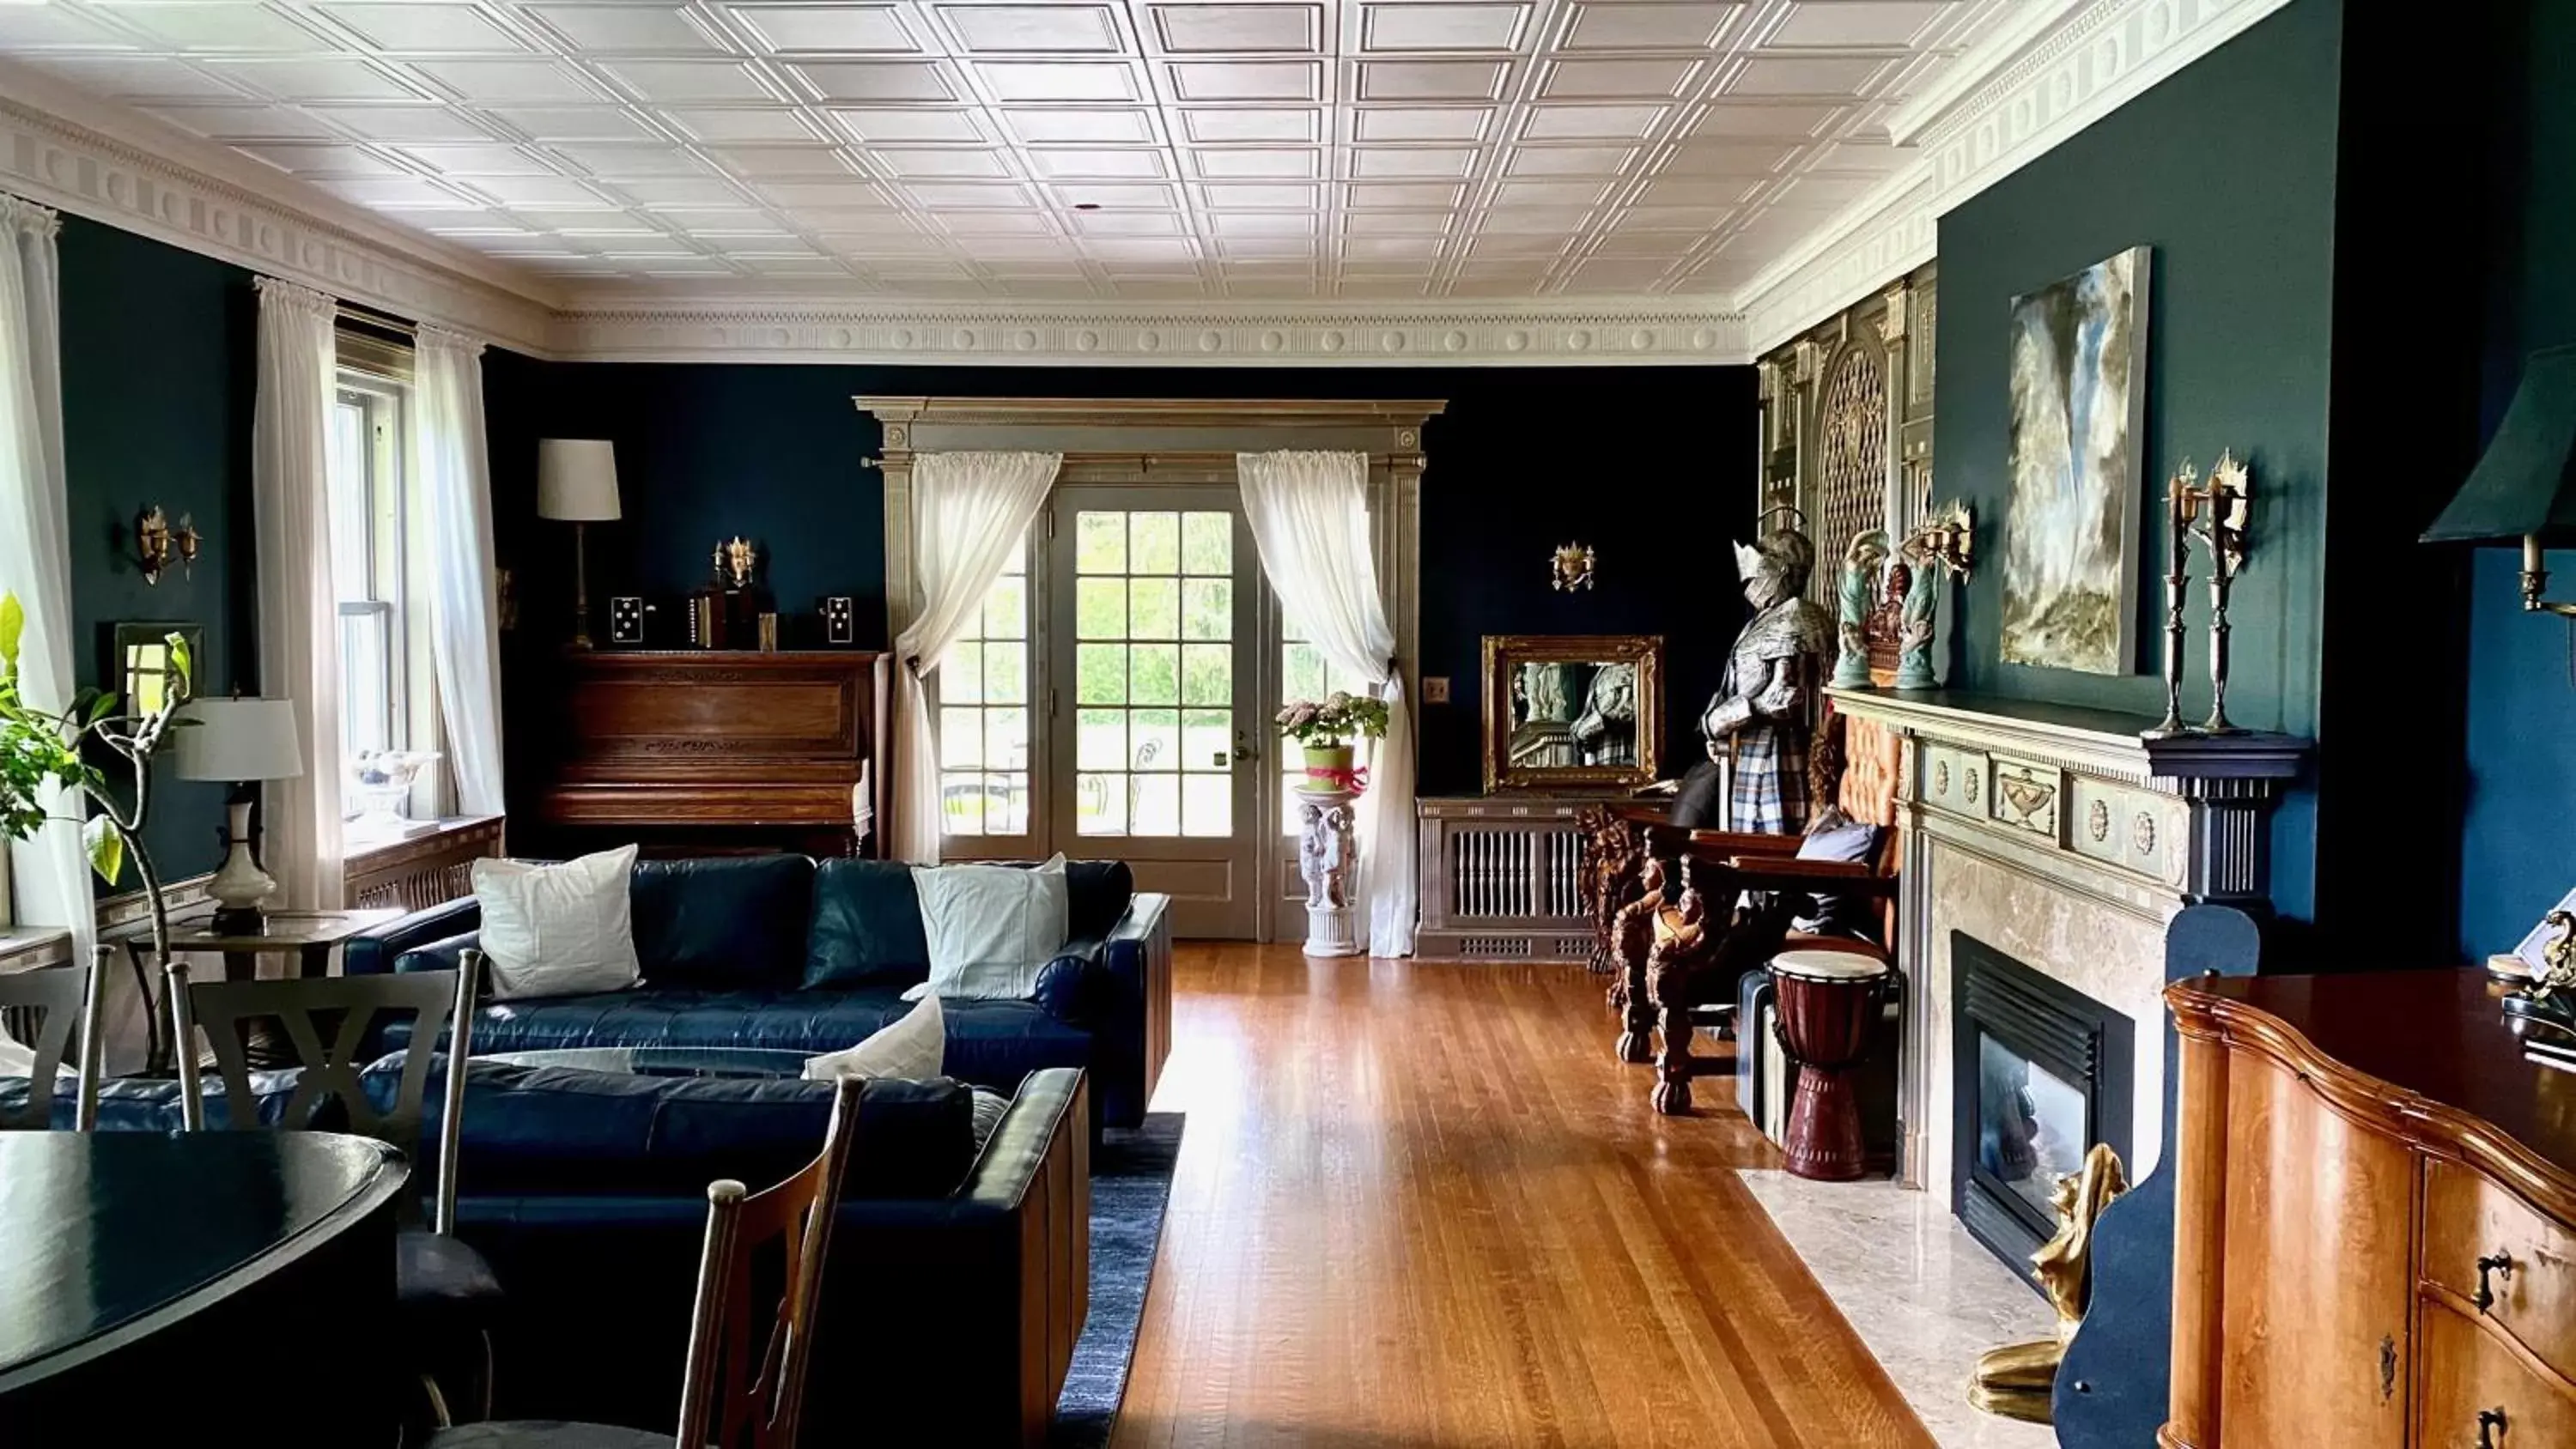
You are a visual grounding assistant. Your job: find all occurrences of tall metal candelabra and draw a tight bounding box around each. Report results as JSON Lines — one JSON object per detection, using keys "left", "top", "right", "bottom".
{"left": 2195, "top": 451, "right": 2253, "bottom": 736}
{"left": 2146, "top": 462, "right": 2199, "bottom": 740}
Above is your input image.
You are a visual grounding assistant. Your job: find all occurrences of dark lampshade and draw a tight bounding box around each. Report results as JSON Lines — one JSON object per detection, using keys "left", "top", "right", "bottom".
{"left": 2423, "top": 343, "right": 2576, "bottom": 544}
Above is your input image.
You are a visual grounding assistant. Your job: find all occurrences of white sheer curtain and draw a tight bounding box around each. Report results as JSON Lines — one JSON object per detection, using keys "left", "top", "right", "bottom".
{"left": 413, "top": 325, "right": 505, "bottom": 816}
{"left": 0, "top": 194, "right": 100, "bottom": 1070}
{"left": 252, "top": 276, "right": 344, "bottom": 910}
{"left": 890, "top": 450, "right": 1060, "bottom": 864}
{"left": 1236, "top": 449, "right": 1417, "bottom": 956}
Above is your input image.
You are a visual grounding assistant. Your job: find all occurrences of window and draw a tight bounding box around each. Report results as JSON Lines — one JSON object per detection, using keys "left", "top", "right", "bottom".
{"left": 1279, "top": 626, "right": 1378, "bottom": 834}
{"left": 326, "top": 335, "right": 438, "bottom": 834}
{"left": 938, "top": 536, "right": 1031, "bottom": 837}
{"left": 1073, "top": 509, "right": 1234, "bottom": 839}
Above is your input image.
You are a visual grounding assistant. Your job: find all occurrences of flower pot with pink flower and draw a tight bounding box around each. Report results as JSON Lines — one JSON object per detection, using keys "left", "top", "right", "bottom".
{"left": 1276, "top": 690, "right": 1389, "bottom": 795}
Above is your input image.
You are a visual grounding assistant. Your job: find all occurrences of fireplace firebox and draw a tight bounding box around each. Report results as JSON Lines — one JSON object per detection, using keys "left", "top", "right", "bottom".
{"left": 1950, "top": 932, "right": 2133, "bottom": 1291}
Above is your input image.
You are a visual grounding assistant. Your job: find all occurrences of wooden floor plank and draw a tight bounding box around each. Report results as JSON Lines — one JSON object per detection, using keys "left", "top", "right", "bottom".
{"left": 1109, "top": 944, "right": 1935, "bottom": 1449}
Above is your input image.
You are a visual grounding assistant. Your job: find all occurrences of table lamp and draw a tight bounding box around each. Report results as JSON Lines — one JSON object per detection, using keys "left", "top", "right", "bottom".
{"left": 173, "top": 697, "right": 305, "bottom": 935}
{"left": 2423, "top": 343, "right": 2576, "bottom": 622}
{"left": 538, "top": 438, "right": 622, "bottom": 650}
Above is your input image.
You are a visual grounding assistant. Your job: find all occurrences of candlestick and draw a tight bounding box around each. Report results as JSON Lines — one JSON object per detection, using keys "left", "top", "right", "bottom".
{"left": 2199, "top": 451, "right": 2251, "bottom": 736}
{"left": 2146, "top": 463, "right": 2198, "bottom": 739}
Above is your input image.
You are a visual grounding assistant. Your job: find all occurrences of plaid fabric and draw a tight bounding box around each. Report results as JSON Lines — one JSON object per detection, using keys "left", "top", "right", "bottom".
{"left": 1728, "top": 720, "right": 1811, "bottom": 835}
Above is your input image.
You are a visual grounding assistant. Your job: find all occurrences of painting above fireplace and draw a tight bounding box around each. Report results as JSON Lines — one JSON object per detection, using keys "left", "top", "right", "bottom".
{"left": 1951, "top": 931, "right": 2136, "bottom": 1289}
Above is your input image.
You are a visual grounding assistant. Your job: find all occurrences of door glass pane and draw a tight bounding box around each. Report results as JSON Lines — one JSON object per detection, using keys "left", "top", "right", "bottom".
{"left": 1072, "top": 507, "right": 1235, "bottom": 839}
{"left": 939, "top": 533, "right": 1030, "bottom": 836}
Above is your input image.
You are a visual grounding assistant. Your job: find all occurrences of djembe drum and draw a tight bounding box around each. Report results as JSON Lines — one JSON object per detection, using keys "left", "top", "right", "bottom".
{"left": 1769, "top": 948, "right": 1891, "bottom": 1182}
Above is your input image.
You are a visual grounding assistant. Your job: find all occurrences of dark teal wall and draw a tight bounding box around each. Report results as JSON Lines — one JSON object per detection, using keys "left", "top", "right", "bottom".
{"left": 2458, "top": 0, "right": 2576, "bottom": 957}
{"left": 1932, "top": 0, "right": 2344, "bottom": 918}
{"left": 56, "top": 215, "right": 254, "bottom": 885}
{"left": 484, "top": 360, "right": 1755, "bottom": 797}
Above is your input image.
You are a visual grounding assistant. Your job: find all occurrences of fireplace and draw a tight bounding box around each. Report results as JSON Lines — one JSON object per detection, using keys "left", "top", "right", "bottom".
{"left": 1951, "top": 931, "right": 2134, "bottom": 1289}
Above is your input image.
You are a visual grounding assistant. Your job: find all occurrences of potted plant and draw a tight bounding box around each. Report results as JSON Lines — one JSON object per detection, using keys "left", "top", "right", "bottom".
{"left": 1276, "top": 690, "right": 1389, "bottom": 794}
{"left": 1, "top": 591, "right": 196, "bottom": 1070}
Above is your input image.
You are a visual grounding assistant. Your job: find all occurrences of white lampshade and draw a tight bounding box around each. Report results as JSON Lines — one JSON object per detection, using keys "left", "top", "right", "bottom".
{"left": 537, "top": 439, "right": 622, "bottom": 521}
{"left": 173, "top": 698, "right": 305, "bottom": 783}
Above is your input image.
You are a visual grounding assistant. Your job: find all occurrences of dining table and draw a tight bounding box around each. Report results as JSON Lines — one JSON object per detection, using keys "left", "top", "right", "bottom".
{"left": 0, "top": 1129, "right": 410, "bottom": 1444}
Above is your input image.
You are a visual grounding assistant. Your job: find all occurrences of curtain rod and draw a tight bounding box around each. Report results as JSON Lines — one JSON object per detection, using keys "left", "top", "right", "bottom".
{"left": 335, "top": 303, "right": 416, "bottom": 337}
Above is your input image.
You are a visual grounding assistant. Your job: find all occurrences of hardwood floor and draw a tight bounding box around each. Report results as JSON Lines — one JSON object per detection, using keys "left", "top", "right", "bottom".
{"left": 1109, "top": 943, "right": 1935, "bottom": 1449}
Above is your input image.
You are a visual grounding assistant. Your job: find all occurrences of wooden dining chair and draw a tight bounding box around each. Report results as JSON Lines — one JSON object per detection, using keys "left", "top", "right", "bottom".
{"left": 0, "top": 947, "right": 109, "bottom": 1131}
{"left": 167, "top": 952, "right": 499, "bottom": 1422}
{"left": 425, "top": 1074, "right": 868, "bottom": 1449}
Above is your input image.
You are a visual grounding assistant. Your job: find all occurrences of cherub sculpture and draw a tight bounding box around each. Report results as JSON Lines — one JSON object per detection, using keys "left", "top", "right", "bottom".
{"left": 1699, "top": 511, "right": 1831, "bottom": 834}
{"left": 1299, "top": 802, "right": 1353, "bottom": 909}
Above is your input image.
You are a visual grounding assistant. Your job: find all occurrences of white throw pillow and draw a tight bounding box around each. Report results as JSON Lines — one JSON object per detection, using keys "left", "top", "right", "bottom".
{"left": 904, "top": 856, "right": 1069, "bottom": 1003}
{"left": 804, "top": 996, "right": 945, "bottom": 1082}
{"left": 471, "top": 846, "right": 641, "bottom": 1003}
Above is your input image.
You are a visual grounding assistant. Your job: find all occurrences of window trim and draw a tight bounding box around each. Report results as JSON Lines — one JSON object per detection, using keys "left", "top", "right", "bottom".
{"left": 331, "top": 344, "right": 445, "bottom": 826}
{"left": 928, "top": 526, "right": 1044, "bottom": 857}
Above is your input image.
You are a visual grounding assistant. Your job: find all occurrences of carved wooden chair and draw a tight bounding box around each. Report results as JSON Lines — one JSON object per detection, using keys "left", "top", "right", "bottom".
{"left": 0, "top": 947, "right": 108, "bottom": 1131}
{"left": 169, "top": 955, "right": 501, "bottom": 1423}
{"left": 426, "top": 1073, "right": 868, "bottom": 1449}
{"left": 1643, "top": 708, "right": 1905, "bottom": 1113}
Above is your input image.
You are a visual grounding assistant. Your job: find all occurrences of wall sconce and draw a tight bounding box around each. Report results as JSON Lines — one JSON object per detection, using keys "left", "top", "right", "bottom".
{"left": 1549, "top": 542, "right": 1596, "bottom": 592}
{"left": 2422, "top": 343, "right": 2576, "bottom": 682}
{"left": 131, "top": 506, "right": 199, "bottom": 586}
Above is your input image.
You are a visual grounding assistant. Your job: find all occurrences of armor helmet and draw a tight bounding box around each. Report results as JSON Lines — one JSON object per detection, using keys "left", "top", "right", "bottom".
{"left": 1733, "top": 511, "right": 1815, "bottom": 609}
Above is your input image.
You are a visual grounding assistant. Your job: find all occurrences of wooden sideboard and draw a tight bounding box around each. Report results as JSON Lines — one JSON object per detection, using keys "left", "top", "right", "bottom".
{"left": 2166, "top": 970, "right": 2576, "bottom": 1448}
{"left": 526, "top": 651, "right": 890, "bottom": 859}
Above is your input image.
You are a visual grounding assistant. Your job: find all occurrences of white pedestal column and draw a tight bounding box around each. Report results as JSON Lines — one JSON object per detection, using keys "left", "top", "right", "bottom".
{"left": 1297, "top": 785, "right": 1363, "bottom": 958}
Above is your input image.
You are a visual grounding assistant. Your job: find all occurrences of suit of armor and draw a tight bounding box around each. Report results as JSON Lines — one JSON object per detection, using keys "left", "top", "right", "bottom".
{"left": 1699, "top": 523, "right": 1830, "bottom": 834}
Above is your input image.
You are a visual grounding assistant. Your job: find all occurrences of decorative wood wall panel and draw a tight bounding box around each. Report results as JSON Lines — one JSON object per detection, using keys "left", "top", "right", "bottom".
{"left": 344, "top": 817, "right": 506, "bottom": 912}
{"left": 1755, "top": 264, "right": 1936, "bottom": 576}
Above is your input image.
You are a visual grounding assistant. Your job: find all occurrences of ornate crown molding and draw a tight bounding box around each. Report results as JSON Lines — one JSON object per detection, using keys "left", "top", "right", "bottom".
{"left": 548, "top": 300, "right": 1747, "bottom": 367}
{"left": 1740, "top": 0, "right": 2295, "bottom": 354}
{"left": 0, "top": 63, "right": 556, "bottom": 354}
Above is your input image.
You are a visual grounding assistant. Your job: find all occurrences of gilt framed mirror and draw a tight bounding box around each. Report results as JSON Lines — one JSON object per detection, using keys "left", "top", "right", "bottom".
{"left": 1480, "top": 634, "right": 1662, "bottom": 793}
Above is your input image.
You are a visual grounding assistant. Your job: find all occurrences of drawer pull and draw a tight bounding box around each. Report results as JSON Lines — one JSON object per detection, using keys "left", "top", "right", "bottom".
{"left": 2478, "top": 1406, "right": 2506, "bottom": 1448}
{"left": 2475, "top": 1252, "right": 2517, "bottom": 1313}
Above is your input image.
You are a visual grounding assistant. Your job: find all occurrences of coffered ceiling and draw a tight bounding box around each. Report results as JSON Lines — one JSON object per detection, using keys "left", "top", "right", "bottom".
{"left": 0, "top": 0, "right": 2014, "bottom": 303}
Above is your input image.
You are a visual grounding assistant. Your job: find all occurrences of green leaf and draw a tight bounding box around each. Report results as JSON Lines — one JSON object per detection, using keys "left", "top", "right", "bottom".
{"left": 82, "top": 815, "right": 124, "bottom": 886}
{"left": 0, "top": 592, "right": 20, "bottom": 674}
{"left": 163, "top": 632, "right": 193, "bottom": 698}
{"left": 87, "top": 691, "right": 118, "bottom": 724}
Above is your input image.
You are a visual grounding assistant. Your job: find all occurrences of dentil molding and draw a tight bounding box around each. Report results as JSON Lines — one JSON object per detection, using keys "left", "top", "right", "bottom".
{"left": 1739, "top": 0, "right": 2297, "bottom": 353}
{"left": 548, "top": 302, "right": 1747, "bottom": 367}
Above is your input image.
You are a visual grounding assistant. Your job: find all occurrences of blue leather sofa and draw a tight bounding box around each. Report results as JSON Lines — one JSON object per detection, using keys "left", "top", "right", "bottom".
{"left": 345, "top": 855, "right": 1171, "bottom": 1129}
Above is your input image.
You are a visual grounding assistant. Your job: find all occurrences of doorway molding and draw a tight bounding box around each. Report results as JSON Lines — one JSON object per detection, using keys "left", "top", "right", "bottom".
{"left": 859, "top": 396, "right": 1443, "bottom": 938}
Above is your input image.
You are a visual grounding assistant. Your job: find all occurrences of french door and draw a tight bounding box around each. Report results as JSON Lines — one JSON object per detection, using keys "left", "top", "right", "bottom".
{"left": 1045, "top": 487, "right": 1261, "bottom": 938}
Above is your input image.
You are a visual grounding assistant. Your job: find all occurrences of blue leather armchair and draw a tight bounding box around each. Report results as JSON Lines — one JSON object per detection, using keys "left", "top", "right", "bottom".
{"left": 345, "top": 856, "right": 1172, "bottom": 1129}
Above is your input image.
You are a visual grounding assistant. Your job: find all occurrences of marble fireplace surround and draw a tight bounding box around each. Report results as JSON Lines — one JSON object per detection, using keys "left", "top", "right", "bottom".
{"left": 1824, "top": 688, "right": 2308, "bottom": 1191}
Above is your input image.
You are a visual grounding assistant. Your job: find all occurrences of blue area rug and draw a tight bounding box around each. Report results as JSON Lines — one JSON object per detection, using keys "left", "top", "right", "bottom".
{"left": 1051, "top": 1112, "right": 1184, "bottom": 1449}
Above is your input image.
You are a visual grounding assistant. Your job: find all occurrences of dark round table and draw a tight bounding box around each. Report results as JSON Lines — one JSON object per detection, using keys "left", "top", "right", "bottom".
{"left": 0, "top": 1131, "right": 409, "bottom": 1440}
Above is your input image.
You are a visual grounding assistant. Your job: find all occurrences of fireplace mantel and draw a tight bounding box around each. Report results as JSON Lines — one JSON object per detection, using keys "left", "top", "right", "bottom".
{"left": 1823, "top": 686, "right": 2312, "bottom": 1189}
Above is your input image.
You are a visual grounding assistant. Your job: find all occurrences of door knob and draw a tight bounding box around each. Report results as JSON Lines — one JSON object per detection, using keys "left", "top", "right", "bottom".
{"left": 1230, "top": 730, "right": 1259, "bottom": 765}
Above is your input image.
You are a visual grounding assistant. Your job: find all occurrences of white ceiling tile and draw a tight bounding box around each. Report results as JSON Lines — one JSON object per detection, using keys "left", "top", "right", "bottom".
{"left": 1341, "top": 209, "right": 1449, "bottom": 234}
{"left": 647, "top": 208, "right": 785, "bottom": 231}
{"left": 1358, "top": 3, "right": 1528, "bottom": 52}
{"left": 202, "top": 57, "right": 422, "bottom": 100}
{"left": 1048, "top": 181, "right": 1179, "bottom": 208}
{"left": 513, "top": 211, "right": 653, "bottom": 232}
{"left": 1354, "top": 60, "right": 1505, "bottom": 102}
{"left": 1473, "top": 204, "right": 1589, "bottom": 230}
{"left": 461, "top": 174, "right": 622, "bottom": 206}
{"left": 93, "top": 3, "right": 329, "bottom": 52}
{"left": 413, "top": 59, "right": 602, "bottom": 104}
{"left": 1071, "top": 210, "right": 1184, "bottom": 235}
{"left": 144, "top": 103, "right": 341, "bottom": 139}
{"left": 1659, "top": 140, "right": 1795, "bottom": 174}
{"left": 1207, "top": 211, "right": 1312, "bottom": 235}
{"left": 1538, "top": 58, "right": 1698, "bottom": 100}
{"left": 835, "top": 108, "right": 991, "bottom": 142}
{"left": 1466, "top": 233, "right": 1570, "bottom": 257}
{"left": 599, "top": 62, "right": 775, "bottom": 102}
{"left": 231, "top": 141, "right": 407, "bottom": 175}
{"left": 0, "top": 6, "right": 140, "bottom": 48}
{"left": 1149, "top": 3, "right": 1320, "bottom": 53}
{"left": 396, "top": 142, "right": 561, "bottom": 174}
{"left": 1726, "top": 57, "right": 1887, "bottom": 96}
{"left": 1504, "top": 145, "right": 1633, "bottom": 176}
{"left": 1559, "top": 3, "right": 1740, "bottom": 51}
{"left": 529, "top": 6, "right": 717, "bottom": 52}
{"left": 761, "top": 181, "right": 908, "bottom": 206}
{"left": 1812, "top": 138, "right": 1909, "bottom": 171}
{"left": 313, "top": 174, "right": 481, "bottom": 207}
{"left": 1491, "top": 179, "right": 1607, "bottom": 205}
{"left": 707, "top": 144, "right": 859, "bottom": 176}
{"left": 793, "top": 61, "right": 956, "bottom": 101}
{"left": 726, "top": 5, "right": 915, "bottom": 53}
{"left": 890, "top": 180, "right": 1031, "bottom": 206}
{"left": 668, "top": 108, "right": 823, "bottom": 142}
{"left": 1344, "top": 181, "right": 1461, "bottom": 209}
{"left": 1030, "top": 149, "right": 1169, "bottom": 179}
{"left": 874, "top": 147, "right": 1015, "bottom": 178}
{"left": 1175, "top": 108, "right": 1315, "bottom": 142}
{"left": 1167, "top": 60, "right": 1317, "bottom": 101}
{"left": 613, "top": 176, "right": 755, "bottom": 203}
{"left": 554, "top": 141, "right": 713, "bottom": 175}
{"left": 1188, "top": 149, "right": 1317, "bottom": 179}
{"left": 1000, "top": 108, "right": 1156, "bottom": 142}
{"left": 1349, "top": 147, "right": 1476, "bottom": 179}
{"left": 484, "top": 106, "right": 660, "bottom": 139}
{"left": 1690, "top": 101, "right": 1840, "bottom": 138}
{"left": 319, "top": 4, "right": 526, "bottom": 53}
{"left": 1519, "top": 104, "right": 1663, "bottom": 140}
{"left": 1767, "top": 2, "right": 1946, "bottom": 49}
{"left": 939, "top": 4, "right": 1123, "bottom": 53}
{"left": 1197, "top": 182, "right": 1316, "bottom": 209}
{"left": 304, "top": 103, "right": 501, "bottom": 140}
{"left": 975, "top": 60, "right": 1139, "bottom": 101}
{"left": 1618, "top": 203, "right": 1730, "bottom": 228}
{"left": 1637, "top": 174, "right": 1761, "bottom": 205}
{"left": 1774, "top": 172, "right": 1888, "bottom": 207}
{"left": 1352, "top": 107, "right": 1488, "bottom": 142}
{"left": 938, "top": 210, "right": 1057, "bottom": 233}
{"left": 1344, "top": 233, "right": 1441, "bottom": 259}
